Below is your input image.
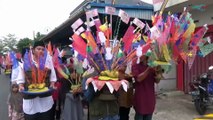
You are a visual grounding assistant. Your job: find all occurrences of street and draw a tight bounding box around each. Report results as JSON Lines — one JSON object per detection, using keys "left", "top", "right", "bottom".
{"left": 0, "top": 69, "right": 10, "bottom": 120}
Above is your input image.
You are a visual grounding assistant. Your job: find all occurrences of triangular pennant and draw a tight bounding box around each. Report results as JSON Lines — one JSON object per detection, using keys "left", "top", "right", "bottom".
{"left": 187, "top": 49, "right": 197, "bottom": 70}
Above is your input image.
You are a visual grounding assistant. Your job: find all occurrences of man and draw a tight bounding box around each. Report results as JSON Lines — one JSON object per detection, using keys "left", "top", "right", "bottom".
{"left": 12, "top": 40, "right": 57, "bottom": 120}
{"left": 118, "top": 65, "right": 133, "bottom": 120}
{"left": 132, "top": 55, "right": 163, "bottom": 120}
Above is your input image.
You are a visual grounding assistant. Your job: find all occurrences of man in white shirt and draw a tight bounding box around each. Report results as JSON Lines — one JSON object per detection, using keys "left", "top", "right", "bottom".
{"left": 13, "top": 40, "right": 57, "bottom": 120}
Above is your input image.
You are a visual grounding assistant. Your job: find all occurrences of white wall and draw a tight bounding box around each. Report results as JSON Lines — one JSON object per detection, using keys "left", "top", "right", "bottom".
{"left": 155, "top": 64, "right": 177, "bottom": 91}
{"left": 190, "top": 4, "right": 213, "bottom": 27}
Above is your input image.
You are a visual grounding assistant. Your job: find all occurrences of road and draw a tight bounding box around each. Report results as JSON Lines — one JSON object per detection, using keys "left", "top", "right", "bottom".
{"left": 0, "top": 69, "right": 10, "bottom": 120}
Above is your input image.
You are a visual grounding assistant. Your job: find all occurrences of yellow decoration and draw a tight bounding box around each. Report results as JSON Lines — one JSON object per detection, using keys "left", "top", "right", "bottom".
{"left": 153, "top": 61, "right": 171, "bottom": 66}
{"left": 98, "top": 76, "right": 118, "bottom": 81}
{"left": 99, "top": 23, "right": 108, "bottom": 32}
{"left": 28, "top": 87, "right": 49, "bottom": 93}
{"left": 28, "top": 83, "right": 46, "bottom": 89}
{"left": 143, "top": 35, "right": 148, "bottom": 42}
{"left": 100, "top": 70, "right": 119, "bottom": 78}
{"left": 188, "top": 51, "right": 193, "bottom": 57}
{"left": 183, "top": 22, "right": 196, "bottom": 39}
{"left": 98, "top": 70, "right": 119, "bottom": 81}
{"left": 162, "top": 44, "right": 171, "bottom": 62}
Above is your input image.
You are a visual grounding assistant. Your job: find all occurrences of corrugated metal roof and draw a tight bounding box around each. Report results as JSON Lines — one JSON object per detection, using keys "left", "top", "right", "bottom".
{"left": 41, "top": 1, "right": 153, "bottom": 43}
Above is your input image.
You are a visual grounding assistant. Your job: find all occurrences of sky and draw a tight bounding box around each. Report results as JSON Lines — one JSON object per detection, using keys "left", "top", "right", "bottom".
{"left": 0, "top": 0, "right": 152, "bottom": 40}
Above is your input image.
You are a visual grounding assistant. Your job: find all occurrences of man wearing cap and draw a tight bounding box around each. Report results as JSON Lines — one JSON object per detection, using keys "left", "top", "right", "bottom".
{"left": 12, "top": 40, "right": 57, "bottom": 120}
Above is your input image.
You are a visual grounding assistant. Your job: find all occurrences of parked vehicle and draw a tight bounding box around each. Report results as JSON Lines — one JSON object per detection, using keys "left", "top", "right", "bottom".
{"left": 189, "top": 66, "right": 213, "bottom": 115}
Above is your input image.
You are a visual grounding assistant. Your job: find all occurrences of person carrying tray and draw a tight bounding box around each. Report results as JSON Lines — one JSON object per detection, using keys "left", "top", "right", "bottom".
{"left": 11, "top": 40, "right": 57, "bottom": 120}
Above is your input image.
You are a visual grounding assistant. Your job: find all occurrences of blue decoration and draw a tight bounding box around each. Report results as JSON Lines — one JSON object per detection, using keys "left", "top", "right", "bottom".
{"left": 23, "top": 50, "right": 31, "bottom": 71}
{"left": 10, "top": 51, "right": 19, "bottom": 69}
{"left": 39, "top": 49, "right": 47, "bottom": 70}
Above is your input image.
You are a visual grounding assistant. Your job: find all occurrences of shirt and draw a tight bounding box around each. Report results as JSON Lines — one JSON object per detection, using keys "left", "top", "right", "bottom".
{"left": 132, "top": 62, "right": 156, "bottom": 114}
{"left": 12, "top": 54, "right": 57, "bottom": 115}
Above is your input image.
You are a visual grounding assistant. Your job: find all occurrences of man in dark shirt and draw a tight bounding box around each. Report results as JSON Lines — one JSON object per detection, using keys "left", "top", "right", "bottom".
{"left": 132, "top": 55, "right": 162, "bottom": 120}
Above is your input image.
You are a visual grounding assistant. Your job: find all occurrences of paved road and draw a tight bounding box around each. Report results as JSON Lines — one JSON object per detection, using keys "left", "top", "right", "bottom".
{"left": 0, "top": 69, "right": 10, "bottom": 120}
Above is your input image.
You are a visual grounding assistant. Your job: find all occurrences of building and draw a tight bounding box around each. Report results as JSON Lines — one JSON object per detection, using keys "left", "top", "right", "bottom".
{"left": 41, "top": 0, "right": 153, "bottom": 45}
{"left": 41, "top": 0, "right": 213, "bottom": 93}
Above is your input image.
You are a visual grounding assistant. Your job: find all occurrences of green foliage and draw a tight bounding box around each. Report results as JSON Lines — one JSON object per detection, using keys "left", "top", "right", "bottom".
{"left": 16, "top": 38, "right": 33, "bottom": 52}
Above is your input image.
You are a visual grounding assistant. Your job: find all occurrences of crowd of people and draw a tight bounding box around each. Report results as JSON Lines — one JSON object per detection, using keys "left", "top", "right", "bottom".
{"left": 3, "top": 40, "right": 164, "bottom": 120}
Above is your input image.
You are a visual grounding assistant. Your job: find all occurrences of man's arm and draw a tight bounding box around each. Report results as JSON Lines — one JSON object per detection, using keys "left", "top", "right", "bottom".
{"left": 136, "top": 67, "right": 151, "bottom": 82}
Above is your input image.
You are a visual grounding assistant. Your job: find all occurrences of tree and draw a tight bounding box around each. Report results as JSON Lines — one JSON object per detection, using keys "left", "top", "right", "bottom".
{"left": 1, "top": 34, "right": 18, "bottom": 53}
{"left": 0, "top": 38, "right": 4, "bottom": 54}
{"left": 34, "top": 32, "right": 46, "bottom": 41}
{"left": 16, "top": 38, "right": 33, "bottom": 52}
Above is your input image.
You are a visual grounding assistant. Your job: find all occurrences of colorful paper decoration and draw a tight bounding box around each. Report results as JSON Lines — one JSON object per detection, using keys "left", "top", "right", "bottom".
{"left": 200, "top": 43, "right": 213, "bottom": 57}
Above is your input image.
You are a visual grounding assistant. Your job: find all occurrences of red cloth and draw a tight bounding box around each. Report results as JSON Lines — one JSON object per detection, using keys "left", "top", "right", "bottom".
{"left": 132, "top": 63, "right": 156, "bottom": 114}
{"left": 86, "top": 76, "right": 126, "bottom": 91}
{"left": 52, "top": 82, "right": 62, "bottom": 101}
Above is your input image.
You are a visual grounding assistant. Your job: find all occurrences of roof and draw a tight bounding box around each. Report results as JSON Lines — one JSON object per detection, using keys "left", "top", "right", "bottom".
{"left": 41, "top": 1, "right": 153, "bottom": 45}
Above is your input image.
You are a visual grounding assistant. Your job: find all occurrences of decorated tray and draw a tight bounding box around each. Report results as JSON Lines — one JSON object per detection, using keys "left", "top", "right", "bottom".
{"left": 21, "top": 87, "right": 54, "bottom": 95}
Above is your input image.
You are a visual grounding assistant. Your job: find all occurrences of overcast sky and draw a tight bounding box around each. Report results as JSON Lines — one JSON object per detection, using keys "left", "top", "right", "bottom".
{"left": 0, "top": 0, "right": 152, "bottom": 40}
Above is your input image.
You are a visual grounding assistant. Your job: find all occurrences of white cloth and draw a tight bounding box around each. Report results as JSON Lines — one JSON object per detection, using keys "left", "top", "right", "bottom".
{"left": 23, "top": 96, "right": 54, "bottom": 114}
{"left": 11, "top": 62, "right": 24, "bottom": 84}
{"left": 12, "top": 53, "right": 57, "bottom": 115}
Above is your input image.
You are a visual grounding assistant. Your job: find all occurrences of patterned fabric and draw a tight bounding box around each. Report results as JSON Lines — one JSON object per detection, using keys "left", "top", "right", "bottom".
{"left": 8, "top": 105, "right": 25, "bottom": 120}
